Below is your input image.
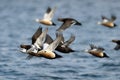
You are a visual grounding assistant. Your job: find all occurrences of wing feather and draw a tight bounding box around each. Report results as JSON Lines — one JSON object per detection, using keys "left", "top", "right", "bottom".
{"left": 111, "top": 15, "right": 116, "bottom": 21}
{"left": 45, "top": 32, "right": 62, "bottom": 51}
{"left": 64, "top": 34, "right": 75, "bottom": 46}
{"left": 43, "top": 7, "right": 56, "bottom": 20}
{"left": 32, "top": 27, "right": 42, "bottom": 44}
{"left": 34, "top": 28, "right": 48, "bottom": 48}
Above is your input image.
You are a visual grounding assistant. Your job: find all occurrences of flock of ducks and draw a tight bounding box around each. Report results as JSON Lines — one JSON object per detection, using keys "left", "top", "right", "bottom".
{"left": 20, "top": 6, "right": 119, "bottom": 59}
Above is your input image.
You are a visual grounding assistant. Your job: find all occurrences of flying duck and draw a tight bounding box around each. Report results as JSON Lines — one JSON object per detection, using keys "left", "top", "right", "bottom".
{"left": 35, "top": 7, "right": 56, "bottom": 26}
{"left": 20, "top": 27, "right": 48, "bottom": 59}
{"left": 28, "top": 32, "right": 62, "bottom": 59}
{"left": 85, "top": 44, "right": 109, "bottom": 58}
{"left": 112, "top": 40, "right": 120, "bottom": 50}
{"left": 97, "top": 15, "right": 117, "bottom": 28}
{"left": 44, "top": 33, "right": 75, "bottom": 53}
{"left": 57, "top": 18, "right": 82, "bottom": 32}
{"left": 55, "top": 33, "right": 75, "bottom": 53}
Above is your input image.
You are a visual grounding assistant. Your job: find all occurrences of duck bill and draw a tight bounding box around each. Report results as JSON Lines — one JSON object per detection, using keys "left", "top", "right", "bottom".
{"left": 104, "top": 53, "right": 109, "bottom": 58}
{"left": 114, "top": 23, "right": 117, "bottom": 27}
{"left": 75, "top": 22, "right": 82, "bottom": 25}
{"left": 52, "top": 22, "right": 56, "bottom": 26}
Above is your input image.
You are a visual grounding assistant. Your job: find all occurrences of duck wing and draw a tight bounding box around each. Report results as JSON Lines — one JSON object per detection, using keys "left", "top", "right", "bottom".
{"left": 64, "top": 34, "right": 75, "bottom": 46}
{"left": 32, "top": 27, "right": 42, "bottom": 44}
{"left": 101, "top": 16, "right": 109, "bottom": 22}
{"left": 57, "top": 21, "right": 72, "bottom": 32}
{"left": 44, "top": 7, "right": 56, "bottom": 20}
{"left": 111, "top": 15, "right": 116, "bottom": 21}
{"left": 45, "top": 32, "right": 62, "bottom": 51}
{"left": 44, "top": 34, "right": 53, "bottom": 44}
{"left": 34, "top": 28, "right": 48, "bottom": 48}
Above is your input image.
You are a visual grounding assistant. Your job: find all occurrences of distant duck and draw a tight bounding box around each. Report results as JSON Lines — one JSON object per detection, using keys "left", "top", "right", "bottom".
{"left": 20, "top": 27, "right": 48, "bottom": 59}
{"left": 28, "top": 32, "right": 62, "bottom": 59}
{"left": 97, "top": 15, "right": 117, "bottom": 28}
{"left": 56, "top": 33, "right": 75, "bottom": 53}
{"left": 57, "top": 18, "right": 82, "bottom": 32}
{"left": 85, "top": 44, "right": 109, "bottom": 58}
{"left": 112, "top": 40, "right": 120, "bottom": 50}
{"left": 35, "top": 7, "right": 56, "bottom": 26}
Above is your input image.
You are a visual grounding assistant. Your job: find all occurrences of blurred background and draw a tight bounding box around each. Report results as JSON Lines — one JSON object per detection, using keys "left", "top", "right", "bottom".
{"left": 0, "top": 0, "right": 120, "bottom": 80}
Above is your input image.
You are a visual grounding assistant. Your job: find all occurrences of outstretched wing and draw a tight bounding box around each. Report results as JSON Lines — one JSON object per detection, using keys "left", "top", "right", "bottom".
{"left": 44, "top": 6, "right": 56, "bottom": 20}
{"left": 64, "top": 34, "right": 75, "bottom": 46}
{"left": 90, "top": 44, "right": 97, "bottom": 50}
{"left": 97, "top": 46, "right": 105, "bottom": 51}
{"left": 57, "top": 22, "right": 72, "bottom": 32}
{"left": 32, "top": 27, "right": 42, "bottom": 44}
{"left": 111, "top": 15, "right": 116, "bottom": 21}
{"left": 101, "top": 16, "right": 109, "bottom": 22}
{"left": 44, "top": 34, "right": 53, "bottom": 44}
{"left": 34, "top": 28, "right": 48, "bottom": 48}
{"left": 56, "top": 32, "right": 64, "bottom": 45}
{"left": 45, "top": 32, "right": 62, "bottom": 51}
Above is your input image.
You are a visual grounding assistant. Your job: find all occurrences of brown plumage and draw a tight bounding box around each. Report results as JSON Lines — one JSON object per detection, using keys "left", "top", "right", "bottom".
{"left": 35, "top": 7, "right": 56, "bottom": 26}
{"left": 20, "top": 27, "right": 42, "bottom": 50}
{"left": 20, "top": 27, "right": 48, "bottom": 59}
{"left": 45, "top": 33, "right": 75, "bottom": 53}
{"left": 85, "top": 44, "right": 109, "bottom": 58}
{"left": 57, "top": 18, "right": 82, "bottom": 32}
{"left": 98, "top": 15, "right": 117, "bottom": 28}
{"left": 20, "top": 44, "right": 31, "bottom": 50}
{"left": 28, "top": 32, "right": 63, "bottom": 59}
{"left": 56, "top": 46, "right": 74, "bottom": 53}
{"left": 56, "top": 33, "right": 75, "bottom": 53}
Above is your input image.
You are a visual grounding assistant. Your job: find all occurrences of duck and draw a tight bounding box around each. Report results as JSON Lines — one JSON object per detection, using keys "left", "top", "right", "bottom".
{"left": 44, "top": 32, "right": 75, "bottom": 53}
{"left": 112, "top": 39, "right": 120, "bottom": 50}
{"left": 97, "top": 15, "right": 117, "bottom": 28}
{"left": 57, "top": 18, "right": 82, "bottom": 32}
{"left": 28, "top": 32, "right": 62, "bottom": 59}
{"left": 35, "top": 7, "right": 56, "bottom": 26}
{"left": 20, "top": 27, "right": 48, "bottom": 59}
{"left": 55, "top": 33, "right": 75, "bottom": 53}
{"left": 85, "top": 44, "right": 109, "bottom": 58}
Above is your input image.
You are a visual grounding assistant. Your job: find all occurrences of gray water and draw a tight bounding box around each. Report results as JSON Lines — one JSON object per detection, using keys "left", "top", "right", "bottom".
{"left": 1, "top": 0, "right": 120, "bottom": 80}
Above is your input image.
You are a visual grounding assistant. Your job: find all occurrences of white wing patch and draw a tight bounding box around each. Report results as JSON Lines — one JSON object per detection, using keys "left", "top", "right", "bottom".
{"left": 43, "top": 43, "right": 50, "bottom": 50}
{"left": 26, "top": 45, "right": 37, "bottom": 53}
{"left": 103, "top": 19, "right": 109, "bottom": 23}
{"left": 20, "top": 48, "right": 27, "bottom": 53}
